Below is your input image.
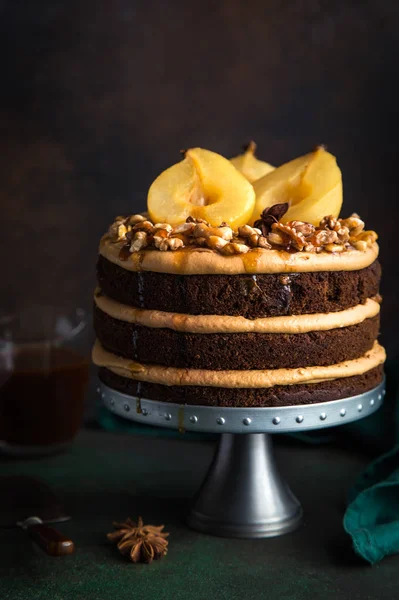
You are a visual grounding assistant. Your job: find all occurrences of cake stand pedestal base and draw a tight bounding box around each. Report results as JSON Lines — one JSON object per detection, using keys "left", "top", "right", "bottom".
{"left": 187, "top": 432, "right": 302, "bottom": 538}
{"left": 98, "top": 379, "right": 385, "bottom": 539}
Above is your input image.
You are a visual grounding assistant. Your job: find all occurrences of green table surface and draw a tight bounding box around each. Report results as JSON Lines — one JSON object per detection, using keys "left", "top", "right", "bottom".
{"left": 0, "top": 430, "right": 398, "bottom": 600}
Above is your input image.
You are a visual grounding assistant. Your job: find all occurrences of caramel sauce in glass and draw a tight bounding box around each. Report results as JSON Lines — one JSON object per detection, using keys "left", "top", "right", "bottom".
{"left": 0, "top": 346, "right": 89, "bottom": 447}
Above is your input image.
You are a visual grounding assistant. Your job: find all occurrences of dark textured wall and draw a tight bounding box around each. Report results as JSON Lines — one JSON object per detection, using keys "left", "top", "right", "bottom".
{"left": 0, "top": 1, "right": 397, "bottom": 355}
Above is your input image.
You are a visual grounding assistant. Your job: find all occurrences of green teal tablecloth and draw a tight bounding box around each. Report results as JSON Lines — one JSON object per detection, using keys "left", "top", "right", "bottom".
{"left": 1, "top": 431, "right": 399, "bottom": 600}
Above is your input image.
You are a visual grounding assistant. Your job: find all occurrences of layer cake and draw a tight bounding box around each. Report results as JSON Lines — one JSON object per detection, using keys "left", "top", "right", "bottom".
{"left": 93, "top": 146, "right": 385, "bottom": 407}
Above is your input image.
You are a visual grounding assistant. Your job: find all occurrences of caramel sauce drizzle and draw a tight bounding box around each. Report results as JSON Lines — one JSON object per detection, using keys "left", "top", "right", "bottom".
{"left": 177, "top": 406, "right": 185, "bottom": 433}
{"left": 136, "top": 381, "right": 142, "bottom": 414}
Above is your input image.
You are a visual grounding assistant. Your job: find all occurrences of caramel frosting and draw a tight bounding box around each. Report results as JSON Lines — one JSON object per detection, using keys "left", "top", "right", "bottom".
{"left": 100, "top": 237, "right": 379, "bottom": 275}
{"left": 93, "top": 339, "right": 386, "bottom": 388}
{"left": 94, "top": 291, "right": 380, "bottom": 335}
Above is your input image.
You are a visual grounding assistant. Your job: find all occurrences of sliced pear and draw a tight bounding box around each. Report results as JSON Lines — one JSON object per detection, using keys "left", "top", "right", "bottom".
{"left": 250, "top": 147, "right": 343, "bottom": 225}
{"left": 230, "top": 141, "right": 275, "bottom": 182}
{"left": 148, "top": 148, "right": 255, "bottom": 228}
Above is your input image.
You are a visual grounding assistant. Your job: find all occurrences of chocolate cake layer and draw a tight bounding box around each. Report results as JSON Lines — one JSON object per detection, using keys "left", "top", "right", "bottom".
{"left": 99, "top": 365, "right": 384, "bottom": 407}
{"left": 94, "top": 305, "right": 380, "bottom": 370}
{"left": 97, "top": 256, "right": 381, "bottom": 318}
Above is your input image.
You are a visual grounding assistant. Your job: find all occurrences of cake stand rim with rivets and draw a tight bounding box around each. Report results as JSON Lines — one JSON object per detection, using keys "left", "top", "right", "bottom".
{"left": 98, "top": 378, "right": 385, "bottom": 539}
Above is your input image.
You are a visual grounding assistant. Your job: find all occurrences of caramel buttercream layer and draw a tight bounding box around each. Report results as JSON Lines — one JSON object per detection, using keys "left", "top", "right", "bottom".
{"left": 100, "top": 366, "right": 384, "bottom": 407}
{"left": 94, "top": 291, "right": 380, "bottom": 334}
{"left": 92, "top": 340, "right": 385, "bottom": 388}
{"left": 100, "top": 237, "right": 379, "bottom": 276}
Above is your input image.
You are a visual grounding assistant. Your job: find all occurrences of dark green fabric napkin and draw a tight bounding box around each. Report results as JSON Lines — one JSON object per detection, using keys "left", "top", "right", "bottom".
{"left": 344, "top": 444, "right": 399, "bottom": 564}
{"left": 341, "top": 360, "right": 399, "bottom": 564}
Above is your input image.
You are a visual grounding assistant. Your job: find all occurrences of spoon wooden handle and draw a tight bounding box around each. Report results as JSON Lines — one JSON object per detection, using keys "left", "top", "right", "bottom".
{"left": 26, "top": 522, "right": 75, "bottom": 556}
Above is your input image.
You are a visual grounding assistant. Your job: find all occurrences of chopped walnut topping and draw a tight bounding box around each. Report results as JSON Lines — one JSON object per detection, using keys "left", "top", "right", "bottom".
{"left": 340, "top": 215, "right": 364, "bottom": 231}
{"left": 238, "top": 225, "right": 257, "bottom": 238}
{"left": 247, "top": 234, "right": 258, "bottom": 247}
{"left": 291, "top": 221, "right": 315, "bottom": 237}
{"left": 130, "top": 231, "right": 148, "bottom": 252}
{"left": 159, "top": 237, "right": 184, "bottom": 251}
{"left": 172, "top": 222, "right": 196, "bottom": 235}
{"left": 153, "top": 230, "right": 169, "bottom": 248}
{"left": 303, "top": 243, "right": 314, "bottom": 252}
{"left": 207, "top": 235, "right": 230, "bottom": 251}
{"left": 221, "top": 242, "right": 249, "bottom": 255}
{"left": 336, "top": 227, "right": 350, "bottom": 243}
{"left": 186, "top": 216, "right": 209, "bottom": 225}
{"left": 154, "top": 223, "right": 173, "bottom": 233}
{"left": 153, "top": 228, "right": 169, "bottom": 240}
{"left": 272, "top": 222, "right": 307, "bottom": 250}
{"left": 191, "top": 236, "right": 207, "bottom": 247}
{"left": 193, "top": 223, "right": 233, "bottom": 241}
{"left": 356, "top": 230, "right": 378, "bottom": 244}
{"left": 324, "top": 243, "right": 345, "bottom": 253}
{"left": 268, "top": 231, "right": 290, "bottom": 247}
{"left": 238, "top": 224, "right": 271, "bottom": 249}
{"left": 319, "top": 215, "right": 339, "bottom": 230}
{"left": 127, "top": 214, "right": 146, "bottom": 225}
{"left": 310, "top": 229, "right": 338, "bottom": 247}
{"left": 258, "top": 236, "right": 272, "bottom": 249}
{"left": 353, "top": 240, "right": 368, "bottom": 251}
{"left": 133, "top": 220, "right": 153, "bottom": 234}
{"left": 117, "top": 224, "right": 128, "bottom": 241}
{"left": 106, "top": 210, "right": 377, "bottom": 258}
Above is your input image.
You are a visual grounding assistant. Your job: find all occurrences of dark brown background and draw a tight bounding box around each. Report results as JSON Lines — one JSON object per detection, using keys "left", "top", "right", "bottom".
{"left": 0, "top": 0, "right": 397, "bottom": 356}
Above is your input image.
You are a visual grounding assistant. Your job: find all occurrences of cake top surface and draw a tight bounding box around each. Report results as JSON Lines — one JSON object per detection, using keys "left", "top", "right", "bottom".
{"left": 99, "top": 144, "right": 379, "bottom": 275}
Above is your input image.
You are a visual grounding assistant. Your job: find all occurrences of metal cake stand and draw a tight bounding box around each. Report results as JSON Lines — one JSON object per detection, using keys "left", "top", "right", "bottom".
{"left": 98, "top": 379, "right": 385, "bottom": 539}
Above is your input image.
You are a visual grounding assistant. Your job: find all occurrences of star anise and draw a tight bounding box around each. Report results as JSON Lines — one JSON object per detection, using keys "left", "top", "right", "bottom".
{"left": 253, "top": 203, "right": 289, "bottom": 236}
{"left": 107, "top": 517, "right": 169, "bottom": 564}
